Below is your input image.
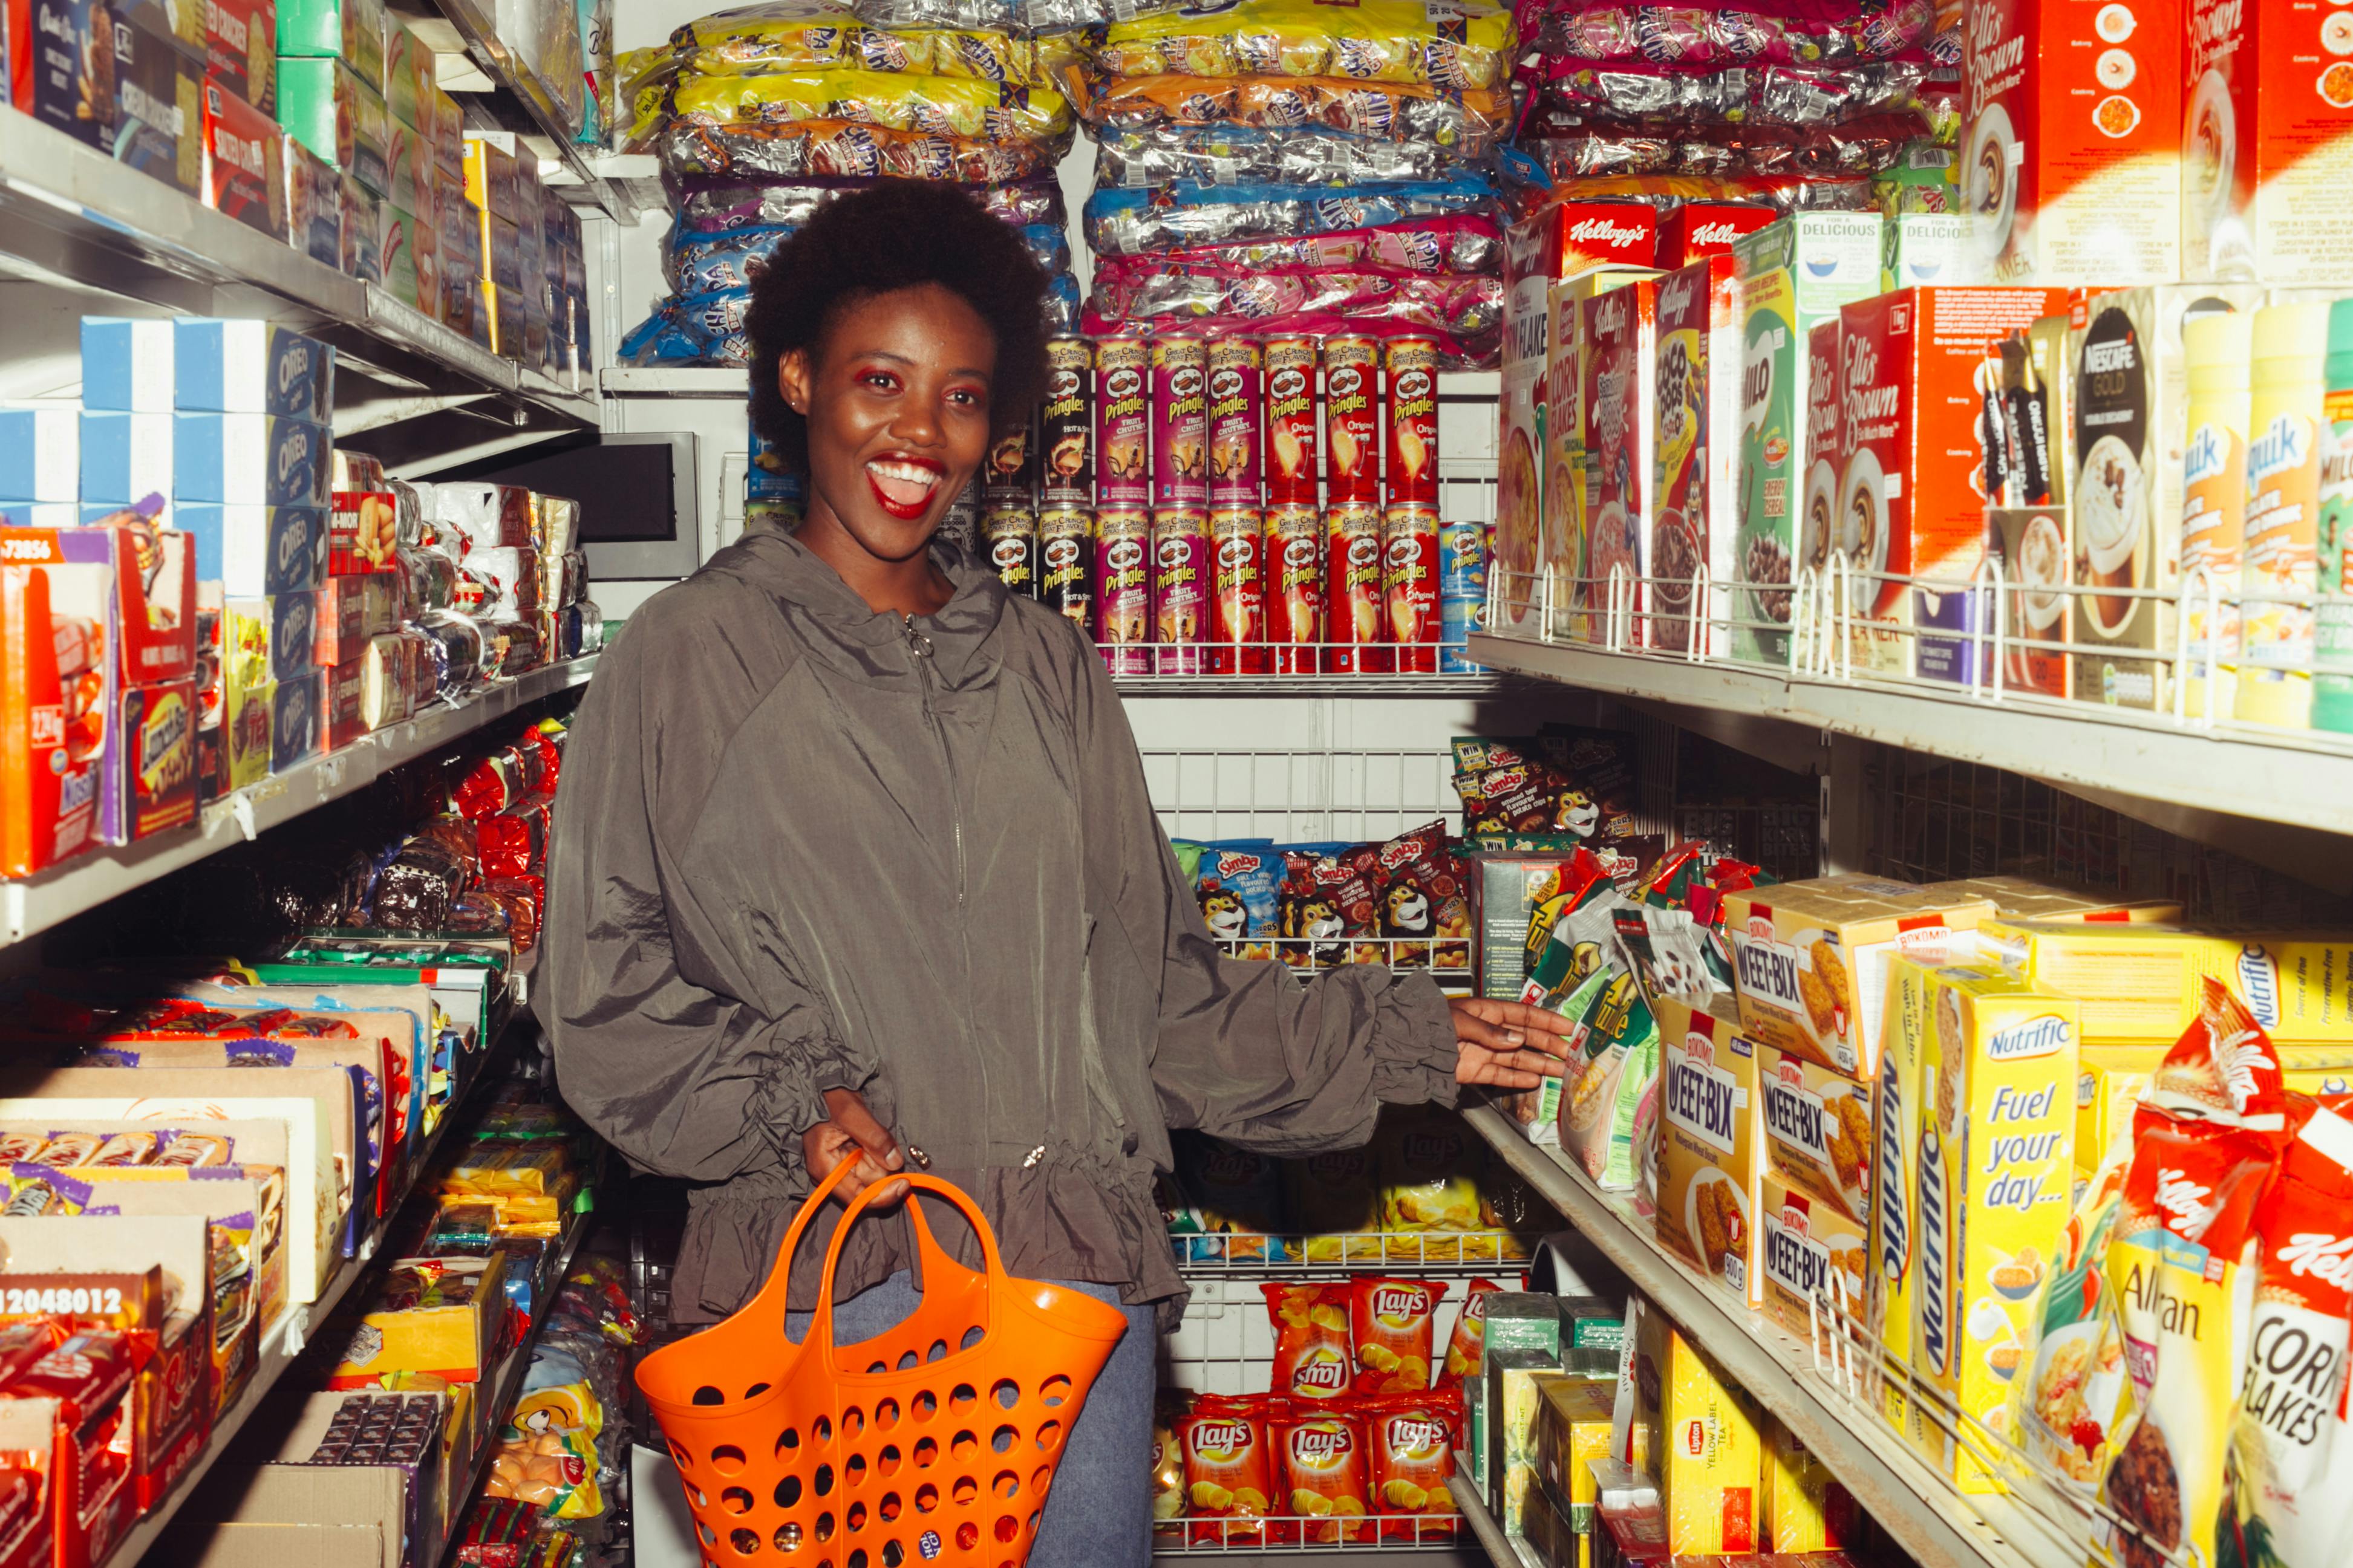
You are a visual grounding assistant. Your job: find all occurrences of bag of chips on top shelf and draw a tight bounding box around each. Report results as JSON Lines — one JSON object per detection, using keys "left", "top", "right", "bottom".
{"left": 1535, "top": 56, "right": 1950, "bottom": 131}
{"left": 1132, "top": 213, "right": 1503, "bottom": 277}
{"left": 1080, "top": 73, "right": 1516, "bottom": 155}
{"left": 667, "top": 67, "right": 1073, "bottom": 145}
{"left": 1526, "top": 0, "right": 1936, "bottom": 68}
{"left": 1519, "top": 111, "right": 1931, "bottom": 181}
{"left": 668, "top": 172, "right": 1066, "bottom": 232}
{"left": 1095, "top": 120, "right": 1481, "bottom": 190}
{"left": 621, "top": 287, "right": 756, "bottom": 366}
{"left": 1265, "top": 1282, "right": 1354, "bottom": 1400}
{"left": 1083, "top": 174, "right": 1496, "bottom": 258}
{"left": 1085, "top": 263, "right": 1504, "bottom": 344}
{"left": 1093, "top": 0, "right": 1516, "bottom": 89}
{"left": 673, "top": 4, "right": 1089, "bottom": 83}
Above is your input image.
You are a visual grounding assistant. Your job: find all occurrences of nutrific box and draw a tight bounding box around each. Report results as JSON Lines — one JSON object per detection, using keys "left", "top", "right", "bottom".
{"left": 1962, "top": 0, "right": 2182, "bottom": 285}
{"left": 2184, "top": 0, "right": 2353, "bottom": 283}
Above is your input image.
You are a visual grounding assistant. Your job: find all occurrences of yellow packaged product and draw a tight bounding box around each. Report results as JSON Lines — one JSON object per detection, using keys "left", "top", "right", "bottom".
{"left": 1723, "top": 876, "right": 1996, "bottom": 1078}
{"left": 1904, "top": 961, "right": 2077, "bottom": 1494}
{"left": 2005, "top": 1158, "right": 2129, "bottom": 1496}
{"left": 2074, "top": 1042, "right": 2165, "bottom": 1174}
{"left": 1374, "top": 1106, "right": 1486, "bottom": 1262}
{"left": 669, "top": 2, "right": 1083, "bottom": 88}
{"left": 1532, "top": 1376, "right": 1614, "bottom": 1566}
{"left": 1918, "top": 876, "right": 2180, "bottom": 924}
{"left": 1977, "top": 919, "right": 2353, "bottom": 1041}
{"left": 1631, "top": 1311, "right": 1763, "bottom": 1552}
{"left": 1868, "top": 959, "right": 1932, "bottom": 1430}
{"left": 668, "top": 69, "right": 1072, "bottom": 146}
{"left": 1653, "top": 997, "right": 1766, "bottom": 1306}
{"left": 1761, "top": 1420, "right": 1849, "bottom": 1553}
{"left": 1285, "top": 1147, "right": 1382, "bottom": 1263}
{"left": 1758, "top": 1175, "right": 1867, "bottom": 1342}
{"left": 1758, "top": 1044, "right": 1872, "bottom": 1226}
{"left": 1092, "top": 0, "right": 1515, "bottom": 91}
{"left": 437, "top": 1141, "right": 576, "bottom": 1229}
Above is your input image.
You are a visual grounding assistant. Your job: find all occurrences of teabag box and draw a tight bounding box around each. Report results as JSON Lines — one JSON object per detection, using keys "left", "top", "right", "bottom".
{"left": 2184, "top": 0, "right": 2353, "bottom": 283}
{"left": 2066, "top": 285, "right": 2261, "bottom": 711}
{"left": 1581, "top": 279, "right": 1657, "bottom": 648}
{"left": 1835, "top": 287, "right": 2063, "bottom": 679}
{"left": 1962, "top": 0, "right": 2182, "bottom": 286}
{"left": 1650, "top": 257, "right": 1741, "bottom": 658}
{"left": 1731, "top": 214, "right": 1884, "bottom": 666}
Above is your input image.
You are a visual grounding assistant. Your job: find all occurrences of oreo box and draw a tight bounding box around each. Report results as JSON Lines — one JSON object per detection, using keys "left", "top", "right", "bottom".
{"left": 201, "top": 80, "right": 286, "bottom": 239}
{"left": 78, "top": 413, "right": 172, "bottom": 506}
{"left": 174, "top": 415, "right": 331, "bottom": 506}
{"left": 272, "top": 673, "right": 320, "bottom": 769}
{"left": 177, "top": 504, "right": 328, "bottom": 596}
{"left": 109, "top": 11, "right": 204, "bottom": 198}
{"left": 0, "top": 409, "right": 76, "bottom": 503}
{"left": 174, "top": 322, "right": 335, "bottom": 421}
{"left": 270, "top": 591, "right": 318, "bottom": 678}
{"left": 81, "top": 319, "right": 175, "bottom": 412}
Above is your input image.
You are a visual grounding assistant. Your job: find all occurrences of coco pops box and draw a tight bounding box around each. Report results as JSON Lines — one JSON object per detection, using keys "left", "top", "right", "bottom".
{"left": 1582, "top": 279, "right": 1656, "bottom": 648}
{"left": 2184, "top": 0, "right": 2353, "bottom": 284}
{"left": 1650, "top": 258, "right": 1740, "bottom": 658}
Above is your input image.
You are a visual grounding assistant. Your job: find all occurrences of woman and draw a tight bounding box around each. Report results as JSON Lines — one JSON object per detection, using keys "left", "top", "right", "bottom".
{"left": 545, "top": 181, "right": 1570, "bottom": 1565}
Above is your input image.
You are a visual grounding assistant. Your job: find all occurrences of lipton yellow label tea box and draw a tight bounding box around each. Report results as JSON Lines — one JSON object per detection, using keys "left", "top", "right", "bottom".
{"left": 1759, "top": 1045, "right": 1872, "bottom": 1225}
{"left": 1654, "top": 997, "right": 1766, "bottom": 1306}
{"left": 1903, "top": 961, "right": 2077, "bottom": 1494}
{"left": 1632, "top": 1310, "right": 1763, "bottom": 1552}
{"left": 1977, "top": 919, "right": 2353, "bottom": 1041}
{"left": 1724, "top": 877, "right": 1996, "bottom": 1079}
{"left": 1759, "top": 1174, "right": 1868, "bottom": 1343}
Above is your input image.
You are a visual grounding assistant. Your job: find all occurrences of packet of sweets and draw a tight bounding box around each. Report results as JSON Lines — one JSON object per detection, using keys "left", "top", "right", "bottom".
{"left": 1360, "top": 1390, "right": 1461, "bottom": 1542}
{"left": 1436, "top": 1279, "right": 1502, "bottom": 1389}
{"left": 1274, "top": 1404, "right": 1372, "bottom": 1544}
{"left": 1348, "top": 1276, "right": 1441, "bottom": 1394}
{"left": 1263, "top": 1283, "right": 1353, "bottom": 1401}
{"left": 1177, "top": 1396, "right": 1285, "bottom": 1547}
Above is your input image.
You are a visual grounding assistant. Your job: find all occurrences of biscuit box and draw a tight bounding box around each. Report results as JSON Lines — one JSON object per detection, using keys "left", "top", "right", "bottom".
{"left": 2184, "top": 0, "right": 2353, "bottom": 284}
{"left": 1759, "top": 1175, "right": 1868, "bottom": 1343}
{"left": 109, "top": 679, "right": 199, "bottom": 845}
{"left": 201, "top": 80, "right": 286, "bottom": 240}
{"left": 1582, "top": 279, "right": 1657, "bottom": 648}
{"left": 1962, "top": 0, "right": 2182, "bottom": 286}
{"left": 174, "top": 415, "right": 331, "bottom": 508}
{"left": 173, "top": 321, "right": 334, "bottom": 420}
{"left": 325, "top": 1249, "right": 508, "bottom": 1388}
{"left": 1835, "top": 288, "right": 2066, "bottom": 678}
{"left": 1759, "top": 1045, "right": 1872, "bottom": 1225}
{"left": 1631, "top": 1312, "right": 1761, "bottom": 1552}
{"left": 111, "top": 10, "right": 204, "bottom": 199}
{"left": 1977, "top": 919, "right": 2353, "bottom": 1041}
{"left": 1654, "top": 997, "right": 1766, "bottom": 1306}
{"left": 1724, "top": 876, "right": 1996, "bottom": 1078}
{"left": 1650, "top": 257, "right": 1740, "bottom": 657}
{"left": 284, "top": 138, "right": 342, "bottom": 269}
{"left": 1902, "top": 961, "right": 2077, "bottom": 1493}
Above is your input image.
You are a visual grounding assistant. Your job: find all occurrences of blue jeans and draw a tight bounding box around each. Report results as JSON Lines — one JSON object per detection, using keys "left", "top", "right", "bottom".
{"left": 786, "top": 1271, "right": 1158, "bottom": 1568}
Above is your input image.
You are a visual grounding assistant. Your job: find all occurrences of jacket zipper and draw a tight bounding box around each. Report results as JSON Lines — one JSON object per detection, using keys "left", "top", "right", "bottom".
{"left": 904, "top": 614, "right": 966, "bottom": 906}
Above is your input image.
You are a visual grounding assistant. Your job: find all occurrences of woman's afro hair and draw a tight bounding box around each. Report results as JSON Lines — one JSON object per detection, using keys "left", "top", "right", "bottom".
{"left": 745, "top": 180, "right": 1052, "bottom": 477}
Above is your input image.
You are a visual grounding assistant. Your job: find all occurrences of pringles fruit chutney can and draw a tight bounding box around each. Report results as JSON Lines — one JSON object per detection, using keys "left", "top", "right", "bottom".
{"left": 1152, "top": 507, "right": 1210, "bottom": 674}
{"left": 1094, "top": 335, "right": 1150, "bottom": 511}
{"left": 1094, "top": 507, "right": 1151, "bottom": 673}
{"left": 1150, "top": 333, "right": 1210, "bottom": 509}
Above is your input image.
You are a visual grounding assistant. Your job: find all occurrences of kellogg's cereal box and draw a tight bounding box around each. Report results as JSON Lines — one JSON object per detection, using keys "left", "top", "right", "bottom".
{"left": 1904, "top": 961, "right": 2077, "bottom": 1493}
{"left": 1961, "top": 0, "right": 2182, "bottom": 286}
{"left": 1545, "top": 270, "right": 1660, "bottom": 643}
{"left": 1760, "top": 1045, "right": 1873, "bottom": 1225}
{"left": 1724, "top": 875, "right": 1996, "bottom": 1078}
{"left": 2184, "top": 0, "right": 2353, "bottom": 284}
{"left": 1632, "top": 1312, "right": 1762, "bottom": 1552}
{"left": 1654, "top": 997, "right": 1766, "bottom": 1306}
{"left": 1760, "top": 1175, "right": 1870, "bottom": 1343}
{"left": 1582, "top": 280, "right": 1657, "bottom": 649}
{"left": 1659, "top": 203, "right": 1778, "bottom": 268}
{"left": 1650, "top": 258, "right": 1740, "bottom": 657}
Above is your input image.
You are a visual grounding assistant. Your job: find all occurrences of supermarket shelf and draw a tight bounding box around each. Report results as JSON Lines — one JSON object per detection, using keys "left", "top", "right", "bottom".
{"left": 428, "top": 0, "right": 638, "bottom": 222}
{"left": 1155, "top": 1516, "right": 1480, "bottom": 1556}
{"left": 599, "top": 368, "right": 1501, "bottom": 400}
{"left": 1447, "top": 1477, "right": 1538, "bottom": 1568}
{"left": 1467, "top": 630, "right": 2353, "bottom": 834}
{"left": 2, "top": 656, "right": 599, "bottom": 950}
{"left": 1172, "top": 1235, "right": 1526, "bottom": 1277}
{"left": 1457, "top": 1102, "right": 2083, "bottom": 1568}
{"left": 1112, "top": 675, "right": 1509, "bottom": 698}
{"left": 0, "top": 108, "right": 596, "bottom": 426}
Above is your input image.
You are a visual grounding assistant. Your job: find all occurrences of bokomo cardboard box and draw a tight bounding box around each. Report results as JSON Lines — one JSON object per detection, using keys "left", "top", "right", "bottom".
{"left": 2184, "top": 0, "right": 2353, "bottom": 282}
{"left": 1962, "top": 0, "right": 2182, "bottom": 285}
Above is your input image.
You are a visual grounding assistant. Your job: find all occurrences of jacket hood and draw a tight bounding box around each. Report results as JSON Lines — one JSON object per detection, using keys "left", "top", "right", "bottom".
{"left": 720, "top": 515, "right": 1010, "bottom": 688}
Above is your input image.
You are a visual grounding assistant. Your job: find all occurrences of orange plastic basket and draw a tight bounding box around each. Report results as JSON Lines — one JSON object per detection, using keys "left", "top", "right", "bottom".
{"left": 637, "top": 1160, "right": 1132, "bottom": 1568}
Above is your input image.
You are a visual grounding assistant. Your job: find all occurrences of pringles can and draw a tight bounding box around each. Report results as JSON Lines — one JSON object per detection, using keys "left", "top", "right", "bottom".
{"left": 1264, "top": 500, "right": 1322, "bottom": 675}
{"left": 1209, "top": 504, "right": 1265, "bottom": 675}
{"left": 1094, "top": 335, "right": 1150, "bottom": 511}
{"left": 982, "top": 407, "right": 1038, "bottom": 509}
{"left": 1152, "top": 508, "right": 1210, "bottom": 674}
{"left": 1441, "top": 594, "right": 1486, "bottom": 673}
{"left": 982, "top": 507, "right": 1038, "bottom": 599}
{"left": 1325, "top": 499, "right": 1391, "bottom": 673}
{"left": 1040, "top": 337, "right": 1094, "bottom": 509}
{"left": 1094, "top": 507, "right": 1151, "bottom": 674}
{"left": 1264, "top": 336, "right": 1319, "bottom": 503}
{"left": 1150, "top": 333, "right": 1209, "bottom": 509}
{"left": 1039, "top": 507, "right": 1092, "bottom": 628}
{"left": 1323, "top": 336, "right": 1379, "bottom": 501}
{"left": 1384, "top": 336, "right": 1440, "bottom": 503}
{"left": 1383, "top": 502, "right": 1440, "bottom": 672}
{"left": 1440, "top": 517, "right": 1487, "bottom": 598}
{"left": 1206, "top": 336, "right": 1263, "bottom": 507}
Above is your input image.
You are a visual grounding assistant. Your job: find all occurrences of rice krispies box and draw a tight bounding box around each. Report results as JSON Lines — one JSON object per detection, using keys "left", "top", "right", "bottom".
{"left": 1650, "top": 258, "right": 1740, "bottom": 657}
{"left": 1653, "top": 997, "right": 1766, "bottom": 1307}
{"left": 2184, "top": 0, "right": 2353, "bottom": 283}
{"left": 1961, "top": 0, "right": 2182, "bottom": 286}
{"left": 1724, "top": 876, "right": 1996, "bottom": 1079}
{"left": 1582, "top": 279, "right": 1656, "bottom": 648}
{"left": 1835, "top": 287, "right": 2064, "bottom": 677}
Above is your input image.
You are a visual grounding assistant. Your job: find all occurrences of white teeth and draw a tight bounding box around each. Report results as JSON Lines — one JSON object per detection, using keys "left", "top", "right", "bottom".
{"left": 869, "top": 460, "right": 938, "bottom": 486}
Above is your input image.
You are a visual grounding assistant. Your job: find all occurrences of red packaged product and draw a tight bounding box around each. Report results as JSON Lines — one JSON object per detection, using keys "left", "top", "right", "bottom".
{"left": 202, "top": 80, "right": 286, "bottom": 239}
{"left": 1262, "top": 501, "right": 1322, "bottom": 674}
{"left": 1176, "top": 1396, "right": 1286, "bottom": 1547}
{"left": 1275, "top": 1403, "right": 1373, "bottom": 1543}
{"left": 1263, "top": 337, "right": 1320, "bottom": 501}
{"left": 1, "top": 530, "right": 119, "bottom": 878}
{"left": 1262, "top": 1284, "right": 1353, "bottom": 1402}
{"left": 451, "top": 753, "right": 517, "bottom": 819}
{"left": 1095, "top": 335, "right": 1151, "bottom": 510}
{"left": 1657, "top": 201, "right": 1780, "bottom": 267}
{"left": 475, "top": 811, "right": 544, "bottom": 879}
{"left": 1382, "top": 502, "right": 1440, "bottom": 672}
{"left": 1323, "top": 336, "right": 1380, "bottom": 500}
{"left": 1383, "top": 337, "right": 1440, "bottom": 503}
{"left": 1205, "top": 336, "right": 1263, "bottom": 507}
{"left": 1323, "top": 501, "right": 1390, "bottom": 674}
{"left": 1347, "top": 1277, "right": 1443, "bottom": 1394}
{"left": 1150, "top": 334, "right": 1210, "bottom": 510}
{"left": 1359, "top": 1390, "right": 1460, "bottom": 1541}
{"left": 1435, "top": 1280, "right": 1502, "bottom": 1387}
{"left": 1208, "top": 506, "right": 1266, "bottom": 675}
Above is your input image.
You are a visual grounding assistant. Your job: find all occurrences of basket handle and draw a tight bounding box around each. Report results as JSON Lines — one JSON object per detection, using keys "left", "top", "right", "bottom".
{"left": 804, "top": 1171, "right": 1011, "bottom": 1362}
{"left": 728, "top": 1154, "right": 863, "bottom": 1327}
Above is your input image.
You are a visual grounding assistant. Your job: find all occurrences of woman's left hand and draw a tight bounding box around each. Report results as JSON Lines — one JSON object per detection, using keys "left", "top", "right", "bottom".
{"left": 1448, "top": 997, "right": 1575, "bottom": 1089}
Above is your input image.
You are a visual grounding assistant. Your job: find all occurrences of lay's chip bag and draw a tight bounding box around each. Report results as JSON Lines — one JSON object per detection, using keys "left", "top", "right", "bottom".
{"left": 1265, "top": 1283, "right": 1354, "bottom": 1401}
{"left": 1349, "top": 1275, "right": 1441, "bottom": 1394}
{"left": 1437, "top": 1279, "right": 1503, "bottom": 1389}
{"left": 1178, "top": 1396, "right": 1284, "bottom": 1547}
{"left": 1277, "top": 1405, "right": 1374, "bottom": 1544}
{"left": 1362, "top": 1390, "right": 1462, "bottom": 1542}
{"left": 1374, "top": 1105, "right": 1484, "bottom": 1261}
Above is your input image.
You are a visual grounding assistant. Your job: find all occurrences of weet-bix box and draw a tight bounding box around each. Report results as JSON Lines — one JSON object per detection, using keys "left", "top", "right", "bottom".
{"left": 174, "top": 322, "right": 335, "bottom": 421}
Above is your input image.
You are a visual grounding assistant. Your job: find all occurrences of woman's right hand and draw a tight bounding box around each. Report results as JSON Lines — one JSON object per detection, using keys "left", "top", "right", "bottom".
{"left": 803, "top": 1087, "right": 909, "bottom": 1208}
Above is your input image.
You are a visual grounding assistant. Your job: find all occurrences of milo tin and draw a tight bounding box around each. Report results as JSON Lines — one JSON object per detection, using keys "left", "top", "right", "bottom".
{"left": 1206, "top": 335, "right": 1264, "bottom": 507}
{"left": 1152, "top": 507, "right": 1210, "bottom": 674}
{"left": 1094, "top": 335, "right": 1150, "bottom": 511}
{"left": 1383, "top": 501, "right": 1440, "bottom": 673}
{"left": 982, "top": 407, "right": 1039, "bottom": 509}
{"left": 1150, "top": 333, "right": 1210, "bottom": 509}
{"left": 1040, "top": 337, "right": 1094, "bottom": 509}
{"left": 1039, "top": 507, "right": 1092, "bottom": 627}
{"left": 1323, "top": 336, "right": 1380, "bottom": 502}
{"left": 1264, "top": 336, "right": 1320, "bottom": 502}
{"left": 1209, "top": 504, "right": 1266, "bottom": 675}
{"left": 1385, "top": 336, "right": 1441, "bottom": 503}
{"left": 1094, "top": 507, "right": 1152, "bottom": 674}
{"left": 982, "top": 507, "right": 1038, "bottom": 600}
{"left": 1264, "top": 500, "right": 1323, "bottom": 675}
{"left": 1325, "top": 499, "right": 1392, "bottom": 673}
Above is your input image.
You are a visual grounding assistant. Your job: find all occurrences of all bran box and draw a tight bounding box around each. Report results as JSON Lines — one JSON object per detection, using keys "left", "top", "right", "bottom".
{"left": 1836, "top": 287, "right": 2064, "bottom": 677}
{"left": 1654, "top": 997, "right": 1766, "bottom": 1307}
{"left": 1902, "top": 961, "right": 2077, "bottom": 1494}
{"left": 1961, "top": 0, "right": 2182, "bottom": 285}
{"left": 1731, "top": 214, "right": 1884, "bottom": 666}
{"left": 1582, "top": 279, "right": 1656, "bottom": 647}
{"left": 2184, "top": 0, "right": 2353, "bottom": 283}
{"left": 1651, "top": 258, "right": 1741, "bottom": 656}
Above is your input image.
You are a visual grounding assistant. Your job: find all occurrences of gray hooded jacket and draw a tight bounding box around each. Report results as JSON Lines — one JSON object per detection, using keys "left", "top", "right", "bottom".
{"left": 544, "top": 521, "right": 1459, "bottom": 1328}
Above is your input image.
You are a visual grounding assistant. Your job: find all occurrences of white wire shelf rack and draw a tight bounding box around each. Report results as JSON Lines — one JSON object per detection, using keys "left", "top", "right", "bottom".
{"left": 1157, "top": 1514, "right": 1475, "bottom": 1555}
{"left": 1169, "top": 1233, "right": 1531, "bottom": 1277}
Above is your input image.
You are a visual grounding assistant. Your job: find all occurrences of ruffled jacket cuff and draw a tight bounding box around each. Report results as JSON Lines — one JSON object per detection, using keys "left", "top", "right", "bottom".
{"left": 748, "top": 1020, "right": 878, "bottom": 1171}
{"left": 1368, "top": 972, "right": 1461, "bottom": 1109}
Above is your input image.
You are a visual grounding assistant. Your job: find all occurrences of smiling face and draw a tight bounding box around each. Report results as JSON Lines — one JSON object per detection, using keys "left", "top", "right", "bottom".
{"left": 778, "top": 282, "right": 998, "bottom": 565}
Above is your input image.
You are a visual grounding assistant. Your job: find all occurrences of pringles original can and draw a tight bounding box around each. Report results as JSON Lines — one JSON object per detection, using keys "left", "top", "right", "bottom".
{"left": 1039, "top": 507, "right": 1092, "bottom": 628}
{"left": 1094, "top": 507, "right": 1151, "bottom": 673}
{"left": 981, "top": 408, "right": 1038, "bottom": 509}
{"left": 1325, "top": 499, "right": 1392, "bottom": 672}
{"left": 982, "top": 507, "right": 1038, "bottom": 599}
{"left": 1383, "top": 502, "right": 1440, "bottom": 672}
{"left": 1209, "top": 504, "right": 1266, "bottom": 675}
{"left": 1323, "top": 336, "right": 1380, "bottom": 501}
{"left": 1206, "top": 336, "right": 1263, "bottom": 507}
{"left": 1264, "top": 336, "right": 1319, "bottom": 502}
{"left": 1151, "top": 334, "right": 1210, "bottom": 509}
{"left": 1265, "top": 500, "right": 1322, "bottom": 675}
{"left": 1094, "top": 335, "right": 1150, "bottom": 511}
{"left": 1040, "top": 338, "right": 1094, "bottom": 509}
{"left": 1385, "top": 337, "right": 1440, "bottom": 503}
{"left": 1152, "top": 508, "right": 1210, "bottom": 674}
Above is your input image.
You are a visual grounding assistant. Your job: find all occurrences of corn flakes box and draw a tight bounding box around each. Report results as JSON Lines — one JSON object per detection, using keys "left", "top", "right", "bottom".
{"left": 1724, "top": 876, "right": 1996, "bottom": 1078}
{"left": 1759, "top": 1044, "right": 1873, "bottom": 1231}
{"left": 1759, "top": 1174, "right": 1868, "bottom": 1343}
{"left": 1977, "top": 919, "right": 2353, "bottom": 1041}
{"left": 1632, "top": 1310, "right": 1763, "bottom": 1552}
{"left": 1654, "top": 997, "right": 1766, "bottom": 1306}
{"left": 1904, "top": 961, "right": 2077, "bottom": 1494}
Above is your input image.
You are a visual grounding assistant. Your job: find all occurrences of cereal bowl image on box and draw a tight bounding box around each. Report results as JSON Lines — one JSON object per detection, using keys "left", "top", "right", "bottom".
{"left": 1837, "top": 446, "right": 1891, "bottom": 600}
{"left": 1964, "top": 105, "right": 2018, "bottom": 271}
{"left": 1800, "top": 458, "right": 1838, "bottom": 578}
{"left": 2185, "top": 70, "right": 2237, "bottom": 257}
